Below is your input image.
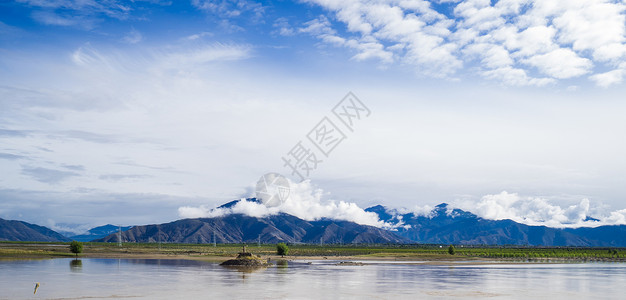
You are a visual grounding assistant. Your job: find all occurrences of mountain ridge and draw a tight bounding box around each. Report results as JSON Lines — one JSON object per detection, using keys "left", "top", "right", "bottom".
{"left": 3, "top": 200, "right": 626, "bottom": 246}
{"left": 69, "top": 224, "right": 133, "bottom": 242}
{"left": 366, "top": 203, "right": 626, "bottom": 246}
{"left": 0, "top": 218, "right": 70, "bottom": 242}
{"left": 94, "top": 213, "right": 410, "bottom": 244}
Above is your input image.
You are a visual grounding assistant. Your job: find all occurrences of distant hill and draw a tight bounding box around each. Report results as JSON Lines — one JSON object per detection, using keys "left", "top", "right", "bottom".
{"left": 366, "top": 203, "right": 626, "bottom": 247}
{"left": 565, "top": 225, "right": 626, "bottom": 247}
{"left": 69, "top": 224, "right": 133, "bottom": 242}
{"left": 6, "top": 200, "right": 626, "bottom": 246}
{"left": 0, "top": 218, "right": 70, "bottom": 242}
{"left": 94, "top": 213, "right": 409, "bottom": 244}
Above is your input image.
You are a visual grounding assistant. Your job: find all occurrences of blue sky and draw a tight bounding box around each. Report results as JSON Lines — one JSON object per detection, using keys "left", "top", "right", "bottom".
{"left": 2, "top": 0, "right": 626, "bottom": 232}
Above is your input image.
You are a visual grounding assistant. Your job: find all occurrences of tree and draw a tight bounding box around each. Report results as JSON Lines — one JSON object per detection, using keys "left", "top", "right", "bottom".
{"left": 69, "top": 241, "right": 83, "bottom": 257}
{"left": 448, "top": 245, "right": 456, "bottom": 255}
{"left": 276, "top": 242, "right": 289, "bottom": 256}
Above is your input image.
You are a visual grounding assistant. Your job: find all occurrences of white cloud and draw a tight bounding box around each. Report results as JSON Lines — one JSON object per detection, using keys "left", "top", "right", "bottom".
{"left": 524, "top": 48, "right": 592, "bottom": 79}
{"left": 346, "top": 38, "right": 394, "bottom": 63}
{"left": 303, "top": 0, "right": 460, "bottom": 77}
{"left": 300, "top": 15, "right": 336, "bottom": 36}
{"left": 191, "top": 0, "right": 264, "bottom": 19}
{"left": 500, "top": 25, "right": 557, "bottom": 57}
{"left": 464, "top": 43, "right": 513, "bottom": 69}
{"left": 550, "top": 0, "right": 626, "bottom": 61}
{"left": 178, "top": 180, "right": 390, "bottom": 228}
{"left": 454, "top": 191, "right": 626, "bottom": 228}
{"left": 481, "top": 66, "right": 554, "bottom": 86}
{"left": 18, "top": 0, "right": 131, "bottom": 29}
{"left": 454, "top": 0, "right": 505, "bottom": 32}
{"left": 179, "top": 187, "right": 626, "bottom": 229}
{"left": 273, "top": 18, "right": 295, "bottom": 36}
{"left": 303, "top": 0, "right": 626, "bottom": 86}
{"left": 590, "top": 64, "right": 626, "bottom": 87}
{"left": 45, "top": 219, "right": 91, "bottom": 236}
{"left": 17, "top": 0, "right": 131, "bottom": 15}
{"left": 397, "top": 204, "right": 434, "bottom": 217}
{"left": 300, "top": 15, "right": 393, "bottom": 63}
{"left": 30, "top": 10, "right": 100, "bottom": 29}
{"left": 184, "top": 32, "right": 213, "bottom": 41}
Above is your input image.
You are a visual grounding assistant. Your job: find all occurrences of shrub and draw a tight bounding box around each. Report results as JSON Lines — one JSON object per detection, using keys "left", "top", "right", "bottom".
{"left": 276, "top": 243, "right": 289, "bottom": 256}
{"left": 69, "top": 241, "right": 83, "bottom": 257}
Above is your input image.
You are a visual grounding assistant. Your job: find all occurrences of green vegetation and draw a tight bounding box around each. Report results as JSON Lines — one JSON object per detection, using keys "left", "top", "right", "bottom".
{"left": 1, "top": 241, "right": 625, "bottom": 262}
{"left": 277, "top": 243, "right": 289, "bottom": 256}
{"left": 448, "top": 245, "right": 456, "bottom": 255}
{"left": 69, "top": 241, "right": 83, "bottom": 257}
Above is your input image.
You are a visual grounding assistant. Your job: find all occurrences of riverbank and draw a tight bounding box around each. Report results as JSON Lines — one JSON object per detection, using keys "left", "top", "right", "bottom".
{"left": 1, "top": 242, "right": 625, "bottom": 263}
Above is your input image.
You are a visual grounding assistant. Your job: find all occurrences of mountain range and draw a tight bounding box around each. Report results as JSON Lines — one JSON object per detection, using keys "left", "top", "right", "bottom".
{"left": 0, "top": 218, "right": 70, "bottom": 242}
{"left": 367, "top": 203, "right": 626, "bottom": 247}
{"left": 68, "top": 224, "right": 133, "bottom": 242}
{"left": 2, "top": 200, "right": 626, "bottom": 246}
{"left": 94, "top": 213, "right": 408, "bottom": 244}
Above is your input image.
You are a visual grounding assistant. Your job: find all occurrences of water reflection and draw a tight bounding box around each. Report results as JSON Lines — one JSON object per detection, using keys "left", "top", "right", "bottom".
{"left": 69, "top": 259, "right": 82, "bottom": 272}
{"left": 276, "top": 259, "right": 288, "bottom": 268}
{"left": 275, "top": 259, "right": 289, "bottom": 276}
{"left": 1, "top": 258, "right": 626, "bottom": 299}
{"left": 221, "top": 265, "right": 268, "bottom": 273}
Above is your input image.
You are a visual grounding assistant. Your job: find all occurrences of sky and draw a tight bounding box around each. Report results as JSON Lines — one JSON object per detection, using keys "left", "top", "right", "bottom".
{"left": 1, "top": 0, "right": 626, "bottom": 233}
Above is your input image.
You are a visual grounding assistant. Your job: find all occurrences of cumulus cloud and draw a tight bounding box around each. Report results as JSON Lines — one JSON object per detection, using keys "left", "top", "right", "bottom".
{"left": 179, "top": 185, "right": 626, "bottom": 229}
{"left": 524, "top": 48, "right": 592, "bottom": 79}
{"left": 178, "top": 180, "right": 391, "bottom": 228}
{"left": 303, "top": 0, "right": 626, "bottom": 86}
{"left": 454, "top": 191, "right": 626, "bottom": 228}
{"left": 590, "top": 63, "right": 626, "bottom": 87}
{"left": 299, "top": 15, "right": 393, "bottom": 63}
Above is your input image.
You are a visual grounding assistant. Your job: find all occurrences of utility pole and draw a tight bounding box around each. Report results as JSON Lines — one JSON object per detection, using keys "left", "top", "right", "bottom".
{"left": 117, "top": 226, "right": 122, "bottom": 247}
{"left": 158, "top": 227, "right": 161, "bottom": 251}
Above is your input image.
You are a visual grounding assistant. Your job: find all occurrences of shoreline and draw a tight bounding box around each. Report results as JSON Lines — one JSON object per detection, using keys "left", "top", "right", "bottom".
{"left": 3, "top": 252, "right": 624, "bottom": 266}
{"left": 1, "top": 242, "right": 625, "bottom": 265}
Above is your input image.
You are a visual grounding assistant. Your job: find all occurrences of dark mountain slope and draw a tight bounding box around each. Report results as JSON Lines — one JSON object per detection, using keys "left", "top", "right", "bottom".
{"left": 95, "top": 213, "right": 409, "bottom": 244}
{"left": 0, "top": 218, "right": 70, "bottom": 242}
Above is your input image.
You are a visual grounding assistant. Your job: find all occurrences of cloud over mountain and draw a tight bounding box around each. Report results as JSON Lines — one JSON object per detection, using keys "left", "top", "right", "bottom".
{"left": 180, "top": 184, "right": 626, "bottom": 230}
{"left": 454, "top": 191, "right": 626, "bottom": 228}
{"left": 178, "top": 180, "right": 389, "bottom": 228}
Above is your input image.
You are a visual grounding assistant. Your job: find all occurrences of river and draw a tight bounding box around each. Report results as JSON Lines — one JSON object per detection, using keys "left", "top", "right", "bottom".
{"left": 0, "top": 258, "right": 624, "bottom": 299}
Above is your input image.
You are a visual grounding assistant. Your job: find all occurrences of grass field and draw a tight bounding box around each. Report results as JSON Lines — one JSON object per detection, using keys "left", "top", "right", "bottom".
{"left": 1, "top": 241, "right": 624, "bottom": 261}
